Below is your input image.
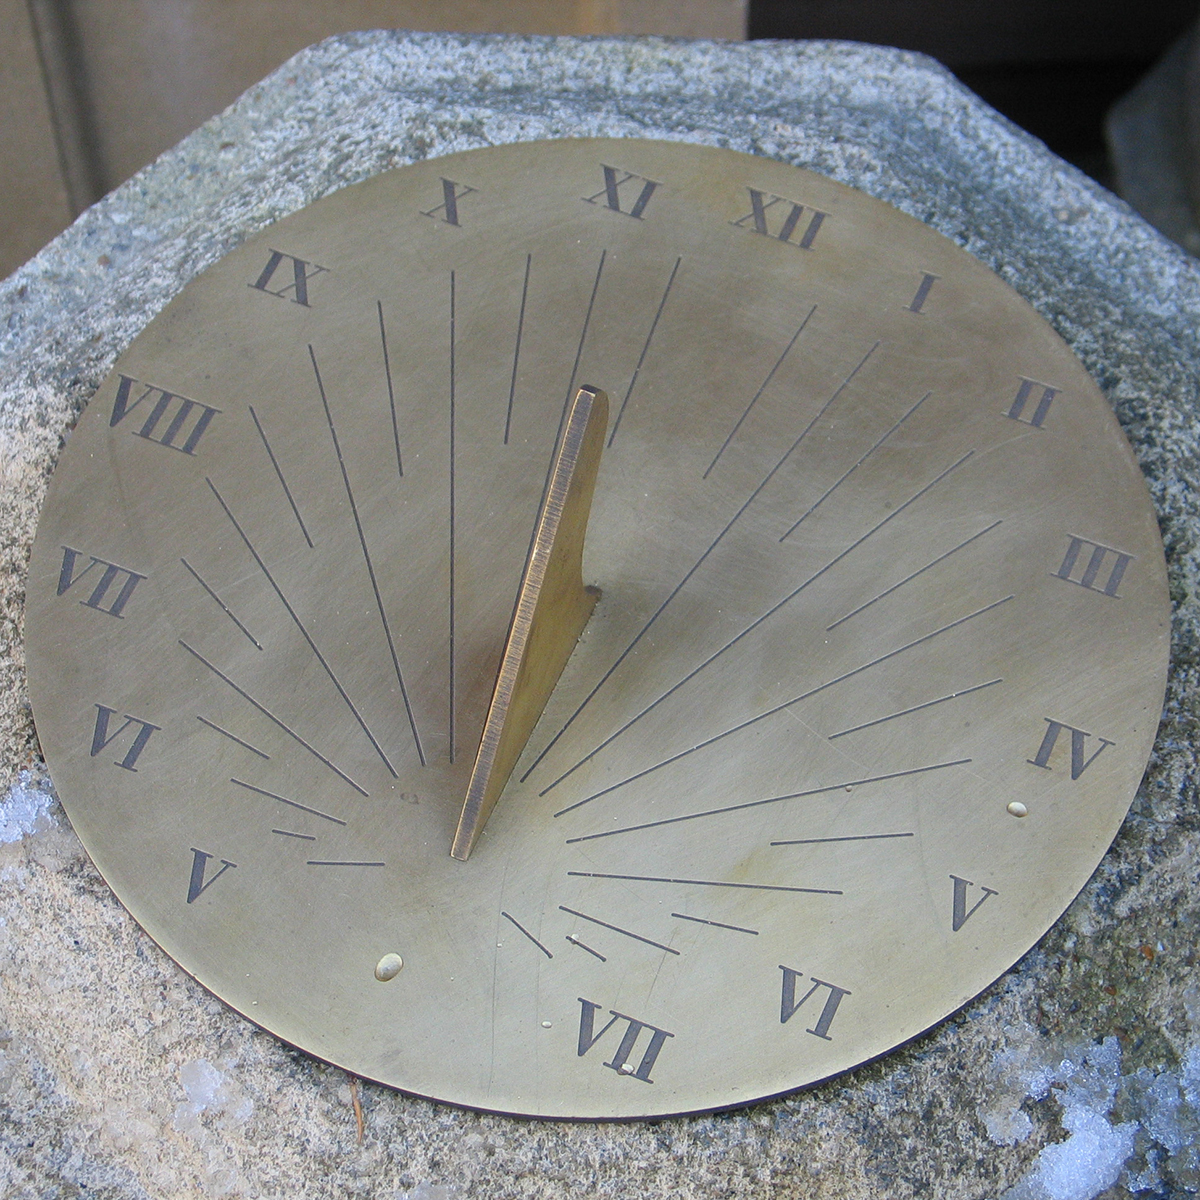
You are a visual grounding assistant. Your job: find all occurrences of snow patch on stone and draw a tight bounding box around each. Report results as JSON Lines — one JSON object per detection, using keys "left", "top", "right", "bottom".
{"left": 174, "top": 1058, "right": 254, "bottom": 1138}
{"left": 0, "top": 770, "right": 56, "bottom": 844}
{"left": 986, "top": 1031, "right": 1200, "bottom": 1198}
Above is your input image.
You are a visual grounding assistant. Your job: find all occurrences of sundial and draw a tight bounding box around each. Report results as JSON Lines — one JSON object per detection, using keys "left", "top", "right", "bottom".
{"left": 22, "top": 136, "right": 1169, "bottom": 1119}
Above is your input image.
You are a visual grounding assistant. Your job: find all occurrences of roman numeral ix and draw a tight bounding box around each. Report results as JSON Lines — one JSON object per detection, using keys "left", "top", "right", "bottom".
{"left": 57, "top": 546, "right": 145, "bottom": 618}
{"left": 249, "top": 248, "right": 328, "bottom": 306}
{"left": 577, "top": 998, "right": 673, "bottom": 1082}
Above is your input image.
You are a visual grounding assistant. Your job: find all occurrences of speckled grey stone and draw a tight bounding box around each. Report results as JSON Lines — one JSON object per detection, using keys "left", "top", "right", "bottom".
{"left": 3, "top": 30, "right": 1200, "bottom": 1200}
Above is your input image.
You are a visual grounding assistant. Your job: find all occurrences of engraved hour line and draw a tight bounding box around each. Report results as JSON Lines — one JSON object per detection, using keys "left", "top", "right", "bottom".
{"left": 826, "top": 519, "right": 1003, "bottom": 631}
{"left": 249, "top": 404, "right": 313, "bottom": 548}
{"left": 306, "top": 860, "right": 386, "bottom": 867}
{"left": 377, "top": 301, "right": 403, "bottom": 477}
{"left": 556, "top": 592, "right": 1005, "bottom": 814}
{"left": 702, "top": 306, "right": 817, "bottom": 478}
{"left": 309, "top": 345, "right": 425, "bottom": 765}
{"left": 501, "top": 910, "right": 553, "bottom": 959}
{"left": 567, "top": 935, "right": 607, "bottom": 961}
{"left": 826, "top": 677, "right": 1003, "bottom": 740}
{"left": 671, "top": 913, "right": 759, "bottom": 935}
{"left": 196, "top": 715, "right": 269, "bottom": 759}
{"left": 543, "top": 448, "right": 978, "bottom": 796}
{"left": 449, "top": 270, "right": 457, "bottom": 761}
{"left": 178, "top": 640, "right": 368, "bottom": 796}
{"left": 558, "top": 905, "right": 680, "bottom": 955}
{"left": 561, "top": 250, "right": 607, "bottom": 433}
{"left": 206, "top": 478, "right": 398, "bottom": 778}
{"left": 607, "top": 255, "right": 682, "bottom": 448}
{"left": 770, "top": 832, "right": 914, "bottom": 846}
{"left": 504, "top": 253, "right": 531, "bottom": 445}
{"left": 520, "top": 339, "right": 881, "bottom": 784}
{"left": 566, "top": 760, "right": 969, "bottom": 841}
{"left": 273, "top": 829, "right": 316, "bottom": 840}
{"left": 778, "top": 390, "right": 930, "bottom": 541}
{"left": 230, "top": 777, "right": 346, "bottom": 825}
{"left": 179, "top": 557, "right": 263, "bottom": 650}
{"left": 568, "top": 873, "right": 841, "bottom": 896}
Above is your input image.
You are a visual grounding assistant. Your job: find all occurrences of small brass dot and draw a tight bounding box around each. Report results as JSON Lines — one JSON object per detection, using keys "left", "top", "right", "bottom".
{"left": 375, "top": 953, "right": 404, "bottom": 981}
{"left": 1007, "top": 801, "right": 1028, "bottom": 818}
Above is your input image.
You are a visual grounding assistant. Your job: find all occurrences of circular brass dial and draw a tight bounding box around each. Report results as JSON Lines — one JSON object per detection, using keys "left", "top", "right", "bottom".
{"left": 24, "top": 139, "right": 1169, "bottom": 1119}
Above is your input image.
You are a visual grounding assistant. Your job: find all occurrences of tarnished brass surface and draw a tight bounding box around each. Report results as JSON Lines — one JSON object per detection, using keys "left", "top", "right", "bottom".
{"left": 453, "top": 385, "right": 606, "bottom": 861}
{"left": 24, "top": 139, "right": 1170, "bottom": 1119}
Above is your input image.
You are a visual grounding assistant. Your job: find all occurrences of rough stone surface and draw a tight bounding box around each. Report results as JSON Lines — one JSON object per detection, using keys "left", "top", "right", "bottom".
{"left": 1107, "top": 31, "right": 1200, "bottom": 256}
{"left": 3, "top": 30, "right": 1200, "bottom": 1199}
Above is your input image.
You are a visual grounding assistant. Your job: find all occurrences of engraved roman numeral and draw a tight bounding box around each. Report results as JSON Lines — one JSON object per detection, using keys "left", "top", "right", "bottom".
{"left": 57, "top": 547, "right": 145, "bottom": 617}
{"left": 1006, "top": 377, "right": 1058, "bottom": 428}
{"left": 248, "top": 248, "right": 328, "bottom": 306}
{"left": 950, "top": 875, "right": 998, "bottom": 931}
{"left": 576, "top": 997, "right": 674, "bottom": 1082}
{"left": 732, "top": 189, "right": 829, "bottom": 249}
{"left": 90, "top": 704, "right": 161, "bottom": 771}
{"left": 907, "top": 272, "right": 939, "bottom": 313}
{"left": 582, "top": 165, "right": 660, "bottom": 220}
{"left": 109, "top": 374, "right": 220, "bottom": 455}
{"left": 420, "top": 177, "right": 477, "bottom": 226}
{"left": 779, "top": 966, "right": 850, "bottom": 1039}
{"left": 187, "top": 848, "right": 236, "bottom": 903}
{"left": 1053, "top": 535, "right": 1133, "bottom": 598}
{"left": 1028, "top": 718, "right": 1115, "bottom": 780}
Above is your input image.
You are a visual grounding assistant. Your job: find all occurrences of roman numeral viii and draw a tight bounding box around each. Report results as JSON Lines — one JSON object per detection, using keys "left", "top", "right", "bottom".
{"left": 109, "top": 375, "right": 220, "bottom": 455}
{"left": 58, "top": 547, "right": 145, "bottom": 618}
{"left": 733, "top": 188, "right": 829, "bottom": 249}
{"left": 577, "top": 998, "right": 673, "bottom": 1082}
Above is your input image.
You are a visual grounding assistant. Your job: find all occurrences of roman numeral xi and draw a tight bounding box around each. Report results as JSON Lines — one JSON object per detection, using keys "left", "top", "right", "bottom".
{"left": 582, "top": 165, "right": 660, "bottom": 220}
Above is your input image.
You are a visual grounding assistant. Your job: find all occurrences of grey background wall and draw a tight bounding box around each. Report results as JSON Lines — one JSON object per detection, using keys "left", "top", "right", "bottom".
{"left": 0, "top": 0, "right": 746, "bottom": 279}
{"left": 3, "top": 0, "right": 1198, "bottom": 281}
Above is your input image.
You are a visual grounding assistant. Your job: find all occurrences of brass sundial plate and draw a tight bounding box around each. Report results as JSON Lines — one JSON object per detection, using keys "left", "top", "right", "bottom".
{"left": 24, "top": 139, "right": 1170, "bottom": 1119}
